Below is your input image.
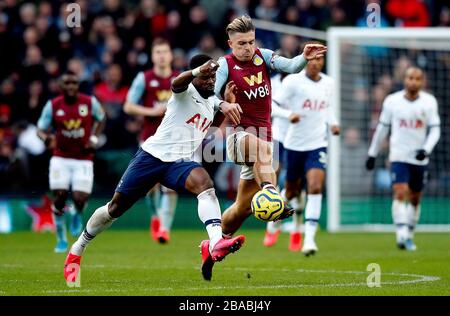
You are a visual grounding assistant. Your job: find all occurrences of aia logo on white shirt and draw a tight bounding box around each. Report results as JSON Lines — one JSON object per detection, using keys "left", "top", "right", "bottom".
{"left": 303, "top": 99, "right": 327, "bottom": 111}
{"left": 398, "top": 119, "right": 424, "bottom": 129}
{"left": 185, "top": 113, "right": 212, "bottom": 132}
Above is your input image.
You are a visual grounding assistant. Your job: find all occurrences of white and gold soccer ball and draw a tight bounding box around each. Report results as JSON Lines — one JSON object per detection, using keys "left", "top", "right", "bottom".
{"left": 251, "top": 188, "right": 285, "bottom": 222}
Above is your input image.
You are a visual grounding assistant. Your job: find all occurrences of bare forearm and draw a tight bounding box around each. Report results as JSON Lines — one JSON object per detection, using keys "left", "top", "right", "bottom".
{"left": 37, "top": 129, "right": 51, "bottom": 142}
{"left": 124, "top": 101, "right": 158, "bottom": 117}
{"left": 93, "top": 117, "right": 106, "bottom": 136}
{"left": 171, "top": 70, "right": 194, "bottom": 93}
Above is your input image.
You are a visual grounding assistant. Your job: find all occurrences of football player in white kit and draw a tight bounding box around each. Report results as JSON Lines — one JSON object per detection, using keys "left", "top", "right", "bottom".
{"left": 64, "top": 55, "right": 245, "bottom": 284}
{"left": 271, "top": 56, "right": 340, "bottom": 256}
{"left": 366, "top": 67, "right": 441, "bottom": 251}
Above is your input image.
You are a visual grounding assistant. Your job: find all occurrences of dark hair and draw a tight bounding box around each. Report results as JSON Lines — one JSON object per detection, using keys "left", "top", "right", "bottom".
{"left": 189, "top": 54, "right": 212, "bottom": 70}
{"left": 151, "top": 37, "right": 171, "bottom": 51}
{"left": 60, "top": 70, "right": 78, "bottom": 81}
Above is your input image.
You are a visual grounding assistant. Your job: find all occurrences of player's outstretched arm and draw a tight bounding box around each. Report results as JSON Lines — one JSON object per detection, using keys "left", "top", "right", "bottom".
{"left": 172, "top": 59, "right": 218, "bottom": 93}
{"left": 265, "top": 43, "right": 327, "bottom": 74}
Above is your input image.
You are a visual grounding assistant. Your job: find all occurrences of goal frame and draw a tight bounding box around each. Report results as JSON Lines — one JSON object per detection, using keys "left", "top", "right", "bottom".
{"left": 326, "top": 27, "right": 450, "bottom": 233}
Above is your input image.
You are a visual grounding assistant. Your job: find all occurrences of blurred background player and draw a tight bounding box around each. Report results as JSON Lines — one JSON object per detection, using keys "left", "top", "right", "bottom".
{"left": 214, "top": 15, "right": 327, "bottom": 240}
{"left": 270, "top": 55, "right": 340, "bottom": 255}
{"left": 124, "top": 38, "right": 179, "bottom": 244}
{"left": 366, "top": 67, "right": 441, "bottom": 251}
{"left": 64, "top": 55, "right": 245, "bottom": 284}
{"left": 37, "top": 71, "right": 106, "bottom": 253}
{"left": 263, "top": 68, "right": 302, "bottom": 250}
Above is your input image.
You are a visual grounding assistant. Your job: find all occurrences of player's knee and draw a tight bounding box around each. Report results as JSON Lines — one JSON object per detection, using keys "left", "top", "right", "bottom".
{"left": 308, "top": 183, "right": 323, "bottom": 194}
{"left": 284, "top": 188, "right": 298, "bottom": 200}
{"left": 394, "top": 188, "right": 407, "bottom": 201}
{"left": 53, "top": 190, "right": 68, "bottom": 209}
{"left": 410, "top": 194, "right": 421, "bottom": 206}
{"left": 197, "top": 178, "right": 214, "bottom": 194}
{"left": 73, "top": 198, "right": 87, "bottom": 212}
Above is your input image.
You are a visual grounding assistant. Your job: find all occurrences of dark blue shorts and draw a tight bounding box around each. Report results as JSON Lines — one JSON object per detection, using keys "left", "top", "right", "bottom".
{"left": 391, "top": 162, "right": 427, "bottom": 192}
{"left": 115, "top": 148, "right": 202, "bottom": 198}
{"left": 273, "top": 140, "right": 286, "bottom": 165}
{"left": 285, "top": 147, "right": 327, "bottom": 182}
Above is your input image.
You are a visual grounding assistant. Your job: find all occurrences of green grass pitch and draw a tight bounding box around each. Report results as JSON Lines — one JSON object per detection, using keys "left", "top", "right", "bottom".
{"left": 1, "top": 230, "right": 449, "bottom": 296}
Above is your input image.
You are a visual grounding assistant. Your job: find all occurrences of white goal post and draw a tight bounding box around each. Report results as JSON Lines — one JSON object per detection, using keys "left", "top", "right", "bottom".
{"left": 327, "top": 27, "right": 450, "bottom": 232}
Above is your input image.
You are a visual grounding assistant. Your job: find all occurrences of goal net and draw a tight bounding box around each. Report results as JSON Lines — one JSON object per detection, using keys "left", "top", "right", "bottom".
{"left": 327, "top": 28, "right": 450, "bottom": 232}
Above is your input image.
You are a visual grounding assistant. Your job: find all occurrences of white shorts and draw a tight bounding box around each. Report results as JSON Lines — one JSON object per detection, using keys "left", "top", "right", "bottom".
{"left": 226, "top": 131, "right": 273, "bottom": 180}
{"left": 49, "top": 156, "right": 94, "bottom": 193}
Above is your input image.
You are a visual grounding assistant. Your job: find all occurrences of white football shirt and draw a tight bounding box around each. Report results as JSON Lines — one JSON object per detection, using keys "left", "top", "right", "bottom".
{"left": 273, "top": 71, "right": 337, "bottom": 151}
{"left": 376, "top": 90, "right": 440, "bottom": 165}
{"left": 141, "top": 83, "right": 215, "bottom": 162}
{"left": 271, "top": 74, "right": 290, "bottom": 143}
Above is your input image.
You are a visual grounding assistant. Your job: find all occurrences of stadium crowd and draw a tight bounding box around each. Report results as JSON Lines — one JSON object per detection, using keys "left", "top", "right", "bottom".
{"left": 0, "top": 0, "right": 449, "bottom": 194}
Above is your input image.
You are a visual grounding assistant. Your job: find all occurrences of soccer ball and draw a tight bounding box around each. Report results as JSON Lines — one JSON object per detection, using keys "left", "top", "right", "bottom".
{"left": 251, "top": 188, "right": 285, "bottom": 222}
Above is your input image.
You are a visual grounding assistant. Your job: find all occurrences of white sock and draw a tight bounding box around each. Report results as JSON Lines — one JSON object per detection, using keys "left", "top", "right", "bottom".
{"left": 304, "top": 194, "right": 322, "bottom": 245}
{"left": 392, "top": 199, "right": 409, "bottom": 244}
{"left": 197, "top": 188, "right": 223, "bottom": 252}
{"left": 157, "top": 190, "right": 177, "bottom": 232}
{"left": 70, "top": 204, "right": 115, "bottom": 256}
{"left": 266, "top": 220, "right": 281, "bottom": 234}
{"left": 407, "top": 203, "right": 421, "bottom": 240}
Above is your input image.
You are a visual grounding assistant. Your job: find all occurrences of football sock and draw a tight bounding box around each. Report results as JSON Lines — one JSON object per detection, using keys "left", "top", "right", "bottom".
{"left": 70, "top": 204, "right": 116, "bottom": 256}
{"left": 158, "top": 190, "right": 177, "bottom": 232}
{"left": 392, "top": 199, "right": 409, "bottom": 244}
{"left": 52, "top": 211, "right": 67, "bottom": 243}
{"left": 266, "top": 220, "right": 281, "bottom": 234}
{"left": 197, "top": 188, "right": 222, "bottom": 252}
{"left": 280, "top": 189, "right": 303, "bottom": 232}
{"left": 145, "top": 189, "right": 161, "bottom": 215}
{"left": 407, "top": 203, "right": 421, "bottom": 240}
{"left": 304, "top": 194, "right": 322, "bottom": 244}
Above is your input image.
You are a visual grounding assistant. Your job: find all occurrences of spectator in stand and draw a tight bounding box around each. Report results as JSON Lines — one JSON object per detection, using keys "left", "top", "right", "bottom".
{"left": 93, "top": 63, "right": 132, "bottom": 149}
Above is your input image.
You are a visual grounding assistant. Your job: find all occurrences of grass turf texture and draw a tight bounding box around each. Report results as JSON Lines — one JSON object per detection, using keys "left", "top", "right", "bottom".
{"left": 0, "top": 230, "right": 449, "bottom": 296}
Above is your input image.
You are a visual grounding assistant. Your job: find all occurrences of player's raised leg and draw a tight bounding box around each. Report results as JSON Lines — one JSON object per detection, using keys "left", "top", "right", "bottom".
{"left": 222, "top": 178, "right": 261, "bottom": 237}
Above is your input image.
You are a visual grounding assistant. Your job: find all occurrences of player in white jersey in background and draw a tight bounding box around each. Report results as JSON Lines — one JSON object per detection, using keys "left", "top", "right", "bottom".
{"left": 272, "top": 56, "right": 340, "bottom": 256}
{"left": 263, "top": 72, "right": 303, "bottom": 250}
{"left": 366, "top": 67, "right": 441, "bottom": 251}
{"left": 64, "top": 55, "right": 245, "bottom": 284}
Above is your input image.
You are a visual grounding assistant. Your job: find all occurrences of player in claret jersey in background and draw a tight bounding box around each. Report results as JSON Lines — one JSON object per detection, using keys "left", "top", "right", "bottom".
{"left": 268, "top": 55, "right": 340, "bottom": 255}
{"left": 124, "top": 38, "right": 180, "bottom": 244}
{"left": 64, "top": 55, "right": 245, "bottom": 285}
{"left": 37, "top": 71, "right": 106, "bottom": 253}
{"left": 366, "top": 67, "right": 441, "bottom": 251}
